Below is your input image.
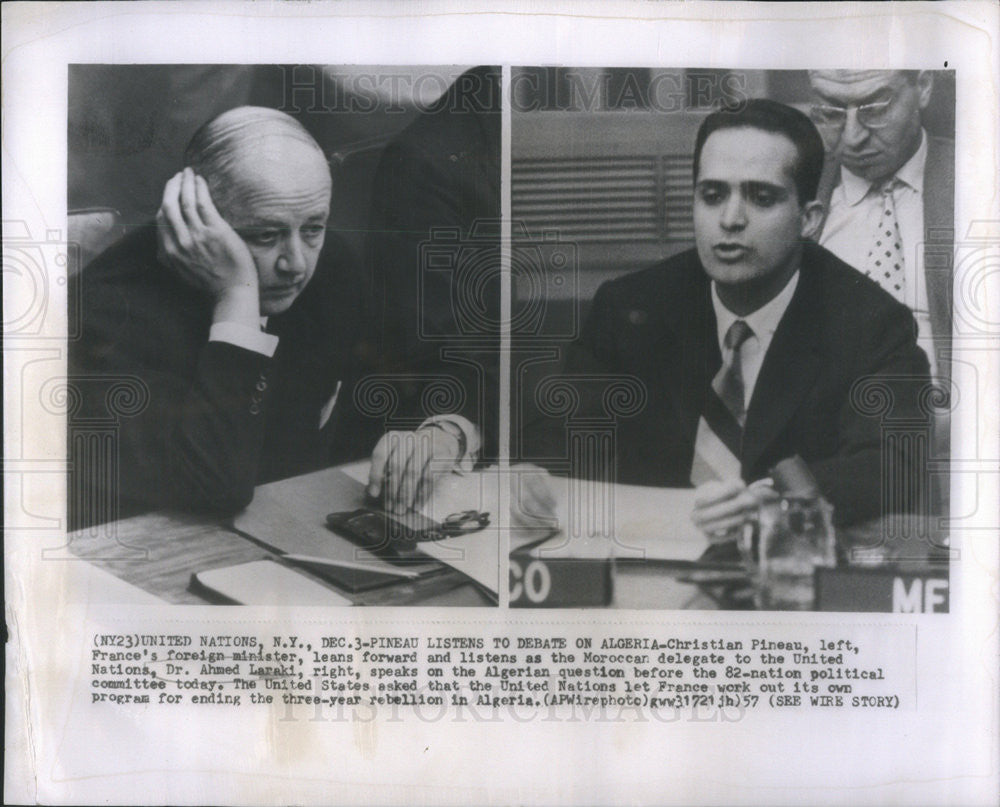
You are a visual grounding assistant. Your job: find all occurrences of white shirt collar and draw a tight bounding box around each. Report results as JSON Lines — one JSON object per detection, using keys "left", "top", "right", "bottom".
{"left": 839, "top": 128, "right": 928, "bottom": 206}
{"left": 711, "top": 270, "right": 800, "bottom": 351}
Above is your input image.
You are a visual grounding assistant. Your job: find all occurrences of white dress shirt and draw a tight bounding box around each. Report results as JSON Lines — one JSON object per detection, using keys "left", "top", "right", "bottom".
{"left": 711, "top": 270, "right": 800, "bottom": 411}
{"left": 689, "top": 272, "right": 801, "bottom": 487}
{"left": 820, "top": 130, "right": 936, "bottom": 378}
{"left": 209, "top": 318, "right": 279, "bottom": 357}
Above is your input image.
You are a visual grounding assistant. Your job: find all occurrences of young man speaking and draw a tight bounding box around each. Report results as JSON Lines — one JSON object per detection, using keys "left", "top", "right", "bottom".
{"left": 548, "top": 99, "right": 932, "bottom": 538}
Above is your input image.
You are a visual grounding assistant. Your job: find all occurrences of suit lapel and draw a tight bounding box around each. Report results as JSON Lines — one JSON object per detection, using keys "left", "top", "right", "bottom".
{"left": 922, "top": 136, "right": 954, "bottom": 351}
{"left": 741, "top": 258, "right": 824, "bottom": 476}
{"left": 815, "top": 154, "right": 840, "bottom": 235}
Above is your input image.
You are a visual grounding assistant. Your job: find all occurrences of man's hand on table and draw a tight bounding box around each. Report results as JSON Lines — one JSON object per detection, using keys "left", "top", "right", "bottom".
{"left": 367, "top": 425, "right": 463, "bottom": 514}
{"left": 691, "top": 479, "right": 777, "bottom": 543}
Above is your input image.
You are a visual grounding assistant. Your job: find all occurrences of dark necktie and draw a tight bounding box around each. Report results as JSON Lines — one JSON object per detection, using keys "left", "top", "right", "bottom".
{"left": 690, "top": 319, "right": 754, "bottom": 485}
{"left": 713, "top": 319, "right": 754, "bottom": 427}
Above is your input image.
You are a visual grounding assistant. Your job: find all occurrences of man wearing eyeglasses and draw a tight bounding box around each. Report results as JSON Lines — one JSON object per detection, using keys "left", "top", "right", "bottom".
{"left": 808, "top": 70, "right": 954, "bottom": 383}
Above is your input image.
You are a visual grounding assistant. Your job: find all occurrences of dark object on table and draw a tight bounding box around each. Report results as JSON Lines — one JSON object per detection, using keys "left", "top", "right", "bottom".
{"left": 327, "top": 507, "right": 491, "bottom": 557}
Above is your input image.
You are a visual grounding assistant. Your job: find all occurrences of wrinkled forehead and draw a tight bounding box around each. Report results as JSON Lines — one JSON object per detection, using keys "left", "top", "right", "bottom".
{"left": 809, "top": 70, "right": 909, "bottom": 101}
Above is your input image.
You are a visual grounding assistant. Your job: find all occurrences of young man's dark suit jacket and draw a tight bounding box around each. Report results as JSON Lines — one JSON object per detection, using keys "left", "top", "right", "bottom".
{"left": 68, "top": 224, "right": 380, "bottom": 528}
{"left": 536, "top": 242, "right": 932, "bottom": 528}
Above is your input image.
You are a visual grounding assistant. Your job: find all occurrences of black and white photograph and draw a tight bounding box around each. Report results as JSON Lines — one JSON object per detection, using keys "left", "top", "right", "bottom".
{"left": 509, "top": 67, "right": 955, "bottom": 611}
{"left": 64, "top": 64, "right": 502, "bottom": 605}
{"left": 3, "top": 3, "right": 998, "bottom": 807}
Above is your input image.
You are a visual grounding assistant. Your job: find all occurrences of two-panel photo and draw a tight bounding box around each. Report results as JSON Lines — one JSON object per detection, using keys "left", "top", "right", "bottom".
{"left": 66, "top": 65, "right": 953, "bottom": 611}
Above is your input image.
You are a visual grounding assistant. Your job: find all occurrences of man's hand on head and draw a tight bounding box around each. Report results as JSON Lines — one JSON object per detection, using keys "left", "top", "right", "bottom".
{"left": 366, "top": 425, "right": 464, "bottom": 515}
{"left": 691, "top": 478, "right": 777, "bottom": 544}
{"left": 156, "top": 167, "right": 260, "bottom": 326}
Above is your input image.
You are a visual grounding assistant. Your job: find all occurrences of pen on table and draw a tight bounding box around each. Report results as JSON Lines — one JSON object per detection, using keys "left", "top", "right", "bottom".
{"left": 280, "top": 554, "right": 421, "bottom": 579}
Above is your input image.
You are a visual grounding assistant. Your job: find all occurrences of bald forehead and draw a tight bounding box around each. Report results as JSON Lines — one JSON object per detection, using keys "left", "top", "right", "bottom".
{"left": 225, "top": 138, "right": 331, "bottom": 191}
{"left": 216, "top": 141, "right": 330, "bottom": 221}
{"left": 231, "top": 131, "right": 329, "bottom": 173}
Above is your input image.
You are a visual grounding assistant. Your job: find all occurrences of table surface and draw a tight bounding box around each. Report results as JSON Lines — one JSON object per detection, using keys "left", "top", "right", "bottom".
{"left": 66, "top": 464, "right": 946, "bottom": 610}
{"left": 67, "top": 468, "right": 495, "bottom": 607}
{"left": 66, "top": 515, "right": 714, "bottom": 609}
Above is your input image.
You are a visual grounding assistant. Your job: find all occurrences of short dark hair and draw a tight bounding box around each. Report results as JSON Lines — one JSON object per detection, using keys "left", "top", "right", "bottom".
{"left": 692, "top": 98, "right": 826, "bottom": 203}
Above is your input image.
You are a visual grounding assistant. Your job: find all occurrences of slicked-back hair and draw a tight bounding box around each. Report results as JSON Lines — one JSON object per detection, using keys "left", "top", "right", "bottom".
{"left": 692, "top": 98, "right": 826, "bottom": 204}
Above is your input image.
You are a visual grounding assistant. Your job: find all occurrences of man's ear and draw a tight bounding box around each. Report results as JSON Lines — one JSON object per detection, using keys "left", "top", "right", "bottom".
{"left": 800, "top": 200, "right": 825, "bottom": 241}
{"left": 915, "top": 71, "right": 934, "bottom": 110}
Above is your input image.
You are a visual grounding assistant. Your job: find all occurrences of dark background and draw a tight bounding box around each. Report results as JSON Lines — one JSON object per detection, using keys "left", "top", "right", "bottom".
{"left": 68, "top": 64, "right": 473, "bottom": 265}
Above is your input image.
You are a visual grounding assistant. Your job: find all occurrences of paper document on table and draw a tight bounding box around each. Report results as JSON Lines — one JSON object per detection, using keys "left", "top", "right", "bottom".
{"left": 412, "top": 469, "right": 501, "bottom": 595}
{"left": 192, "top": 560, "right": 354, "bottom": 606}
{"left": 243, "top": 462, "right": 500, "bottom": 595}
{"left": 526, "top": 477, "right": 709, "bottom": 563}
{"left": 232, "top": 467, "right": 398, "bottom": 566}
{"left": 341, "top": 462, "right": 500, "bottom": 594}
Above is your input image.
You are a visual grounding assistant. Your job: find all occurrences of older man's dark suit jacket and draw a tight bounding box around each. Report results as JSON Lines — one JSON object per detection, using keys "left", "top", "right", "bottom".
{"left": 68, "top": 224, "right": 380, "bottom": 528}
{"left": 817, "top": 135, "right": 955, "bottom": 369}
{"left": 535, "top": 243, "right": 932, "bottom": 527}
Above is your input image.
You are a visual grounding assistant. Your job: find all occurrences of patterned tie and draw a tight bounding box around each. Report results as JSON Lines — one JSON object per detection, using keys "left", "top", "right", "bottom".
{"left": 689, "top": 320, "right": 754, "bottom": 486}
{"left": 865, "top": 179, "right": 906, "bottom": 302}
{"left": 713, "top": 319, "right": 754, "bottom": 427}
